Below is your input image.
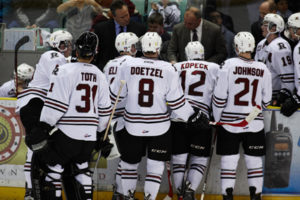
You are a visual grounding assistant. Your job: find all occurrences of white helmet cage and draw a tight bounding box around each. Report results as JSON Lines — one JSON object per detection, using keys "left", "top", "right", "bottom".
{"left": 115, "top": 32, "right": 139, "bottom": 55}
{"left": 140, "top": 32, "right": 162, "bottom": 54}
{"left": 263, "top": 13, "right": 285, "bottom": 34}
{"left": 234, "top": 32, "right": 255, "bottom": 53}
{"left": 185, "top": 41, "right": 205, "bottom": 60}
{"left": 286, "top": 13, "right": 300, "bottom": 40}
{"left": 49, "top": 30, "right": 73, "bottom": 52}
{"left": 14, "top": 63, "right": 34, "bottom": 82}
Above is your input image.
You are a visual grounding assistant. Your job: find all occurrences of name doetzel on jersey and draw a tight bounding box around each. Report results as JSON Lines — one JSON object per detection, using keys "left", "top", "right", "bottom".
{"left": 233, "top": 66, "right": 264, "bottom": 77}
{"left": 130, "top": 67, "right": 163, "bottom": 78}
{"left": 181, "top": 62, "right": 208, "bottom": 70}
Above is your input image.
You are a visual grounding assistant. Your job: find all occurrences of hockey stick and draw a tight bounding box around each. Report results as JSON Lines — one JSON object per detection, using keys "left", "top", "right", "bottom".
{"left": 93, "top": 80, "right": 126, "bottom": 200}
{"left": 93, "top": 80, "right": 126, "bottom": 174}
{"left": 209, "top": 105, "right": 262, "bottom": 127}
{"left": 14, "top": 35, "right": 30, "bottom": 96}
{"left": 178, "top": 154, "right": 190, "bottom": 200}
{"left": 163, "top": 161, "right": 173, "bottom": 200}
{"left": 200, "top": 128, "right": 217, "bottom": 200}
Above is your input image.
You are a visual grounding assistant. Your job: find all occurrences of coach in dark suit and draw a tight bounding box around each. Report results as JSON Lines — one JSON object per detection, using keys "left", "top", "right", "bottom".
{"left": 93, "top": 0, "right": 146, "bottom": 70}
{"left": 168, "top": 6, "right": 227, "bottom": 64}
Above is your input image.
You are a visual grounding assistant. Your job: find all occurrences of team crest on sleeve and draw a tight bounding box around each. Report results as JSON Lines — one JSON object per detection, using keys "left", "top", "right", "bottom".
{"left": 0, "top": 106, "right": 23, "bottom": 163}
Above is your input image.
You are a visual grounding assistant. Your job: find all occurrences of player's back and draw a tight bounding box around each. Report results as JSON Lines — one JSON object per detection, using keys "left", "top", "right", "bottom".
{"left": 41, "top": 62, "right": 111, "bottom": 141}
{"left": 174, "top": 60, "right": 219, "bottom": 116}
{"left": 113, "top": 56, "right": 190, "bottom": 136}
{"left": 213, "top": 57, "right": 272, "bottom": 133}
{"left": 103, "top": 55, "right": 131, "bottom": 84}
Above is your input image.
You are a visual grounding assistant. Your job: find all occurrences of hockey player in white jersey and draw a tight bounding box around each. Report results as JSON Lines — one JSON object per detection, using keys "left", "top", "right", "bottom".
{"left": 26, "top": 32, "right": 112, "bottom": 200}
{"left": 0, "top": 63, "right": 34, "bottom": 97}
{"left": 281, "top": 12, "right": 300, "bottom": 116}
{"left": 171, "top": 41, "right": 219, "bottom": 199}
{"left": 213, "top": 32, "right": 272, "bottom": 200}
{"left": 103, "top": 32, "right": 139, "bottom": 200}
{"left": 255, "top": 13, "right": 295, "bottom": 106}
{"left": 16, "top": 30, "right": 73, "bottom": 200}
{"left": 110, "top": 32, "right": 209, "bottom": 200}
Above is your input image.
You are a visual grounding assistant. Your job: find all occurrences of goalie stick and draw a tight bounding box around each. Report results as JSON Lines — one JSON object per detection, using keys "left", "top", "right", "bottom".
{"left": 14, "top": 35, "right": 30, "bottom": 96}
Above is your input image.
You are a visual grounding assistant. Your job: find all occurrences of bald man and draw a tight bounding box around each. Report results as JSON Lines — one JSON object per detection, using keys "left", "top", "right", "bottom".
{"left": 167, "top": 6, "right": 227, "bottom": 64}
{"left": 251, "top": 0, "right": 277, "bottom": 46}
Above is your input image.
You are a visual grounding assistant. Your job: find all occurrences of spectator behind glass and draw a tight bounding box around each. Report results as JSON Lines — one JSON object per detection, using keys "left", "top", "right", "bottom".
{"left": 8, "top": 0, "right": 60, "bottom": 29}
{"left": 167, "top": 6, "right": 227, "bottom": 64}
{"left": 148, "top": 0, "right": 181, "bottom": 31}
{"left": 208, "top": 10, "right": 235, "bottom": 58}
{"left": 148, "top": 12, "right": 171, "bottom": 61}
{"left": 275, "top": 0, "right": 292, "bottom": 22}
{"left": 251, "top": 0, "right": 276, "bottom": 47}
{"left": 57, "top": 0, "right": 103, "bottom": 42}
{"left": 93, "top": 0, "right": 146, "bottom": 70}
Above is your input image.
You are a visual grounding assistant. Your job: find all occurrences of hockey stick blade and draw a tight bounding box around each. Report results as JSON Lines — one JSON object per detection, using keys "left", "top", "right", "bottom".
{"left": 15, "top": 35, "right": 30, "bottom": 51}
{"left": 209, "top": 105, "right": 262, "bottom": 127}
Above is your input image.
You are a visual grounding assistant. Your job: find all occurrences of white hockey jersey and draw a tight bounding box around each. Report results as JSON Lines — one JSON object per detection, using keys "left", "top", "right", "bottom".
{"left": 293, "top": 41, "right": 300, "bottom": 96}
{"left": 173, "top": 60, "right": 219, "bottom": 117}
{"left": 255, "top": 37, "right": 295, "bottom": 98}
{"left": 110, "top": 56, "right": 194, "bottom": 137}
{"left": 40, "top": 62, "right": 112, "bottom": 141}
{"left": 16, "top": 50, "right": 67, "bottom": 112}
{"left": 103, "top": 56, "right": 130, "bottom": 131}
{"left": 0, "top": 80, "right": 16, "bottom": 97}
{"left": 213, "top": 57, "right": 272, "bottom": 133}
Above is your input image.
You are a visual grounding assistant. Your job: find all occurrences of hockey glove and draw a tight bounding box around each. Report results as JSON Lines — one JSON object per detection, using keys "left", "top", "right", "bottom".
{"left": 276, "top": 88, "right": 292, "bottom": 106}
{"left": 187, "top": 108, "right": 211, "bottom": 130}
{"left": 95, "top": 131, "right": 114, "bottom": 158}
{"left": 280, "top": 93, "right": 300, "bottom": 117}
{"left": 25, "top": 122, "right": 53, "bottom": 151}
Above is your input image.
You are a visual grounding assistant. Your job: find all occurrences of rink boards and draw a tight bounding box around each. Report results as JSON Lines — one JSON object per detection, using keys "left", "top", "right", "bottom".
{"left": 1, "top": 98, "right": 300, "bottom": 199}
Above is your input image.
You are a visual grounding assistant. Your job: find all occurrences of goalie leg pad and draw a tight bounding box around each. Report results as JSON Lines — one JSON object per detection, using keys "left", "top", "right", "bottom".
{"left": 31, "top": 153, "right": 62, "bottom": 200}
{"left": 62, "top": 162, "right": 93, "bottom": 200}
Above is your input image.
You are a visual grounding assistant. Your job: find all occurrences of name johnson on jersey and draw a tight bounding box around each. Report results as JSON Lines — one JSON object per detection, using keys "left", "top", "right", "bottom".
{"left": 233, "top": 66, "right": 264, "bottom": 77}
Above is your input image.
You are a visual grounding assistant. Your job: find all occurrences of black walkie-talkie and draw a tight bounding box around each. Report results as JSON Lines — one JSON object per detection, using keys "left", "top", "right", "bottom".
{"left": 264, "top": 111, "right": 293, "bottom": 188}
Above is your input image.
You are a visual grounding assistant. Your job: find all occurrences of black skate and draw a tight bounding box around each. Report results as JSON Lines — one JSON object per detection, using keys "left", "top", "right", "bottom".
{"left": 249, "top": 186, "right": 261, "bottom": 200}
{"left": 223, "top": 188, "right": 233, "bottom": 200}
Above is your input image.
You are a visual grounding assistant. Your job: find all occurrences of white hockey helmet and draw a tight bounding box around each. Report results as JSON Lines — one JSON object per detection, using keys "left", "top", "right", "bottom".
{"left": 263, "top": 13, "right": 285, "bottom": 34}
{"left": 234, "top": 32, "right": 255, "bottom": 53}
{"left": 185, "top": 41, "right": 204, "bottom": 60}
{"left": 14, "top": 63, "right": 34, "bottom": 81}
{"left": 140, "top": 32, "right": 162, "bottom": 53}
{"left": 49, "top": 30, "right": 73, "bottom": 52}
{"left": 115, "top": 32, "right": 139, "bottom": 55}
{"left": 285, "top": 13, "right": 300, "bottom": 40}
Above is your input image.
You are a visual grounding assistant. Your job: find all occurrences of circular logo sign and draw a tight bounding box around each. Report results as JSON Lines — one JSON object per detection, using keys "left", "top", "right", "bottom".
{"left": 0, "top": 105, "right": 23, "bottom": 163}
